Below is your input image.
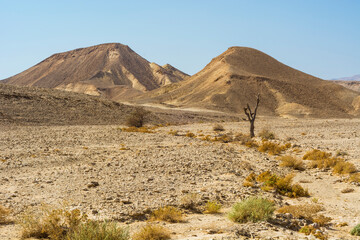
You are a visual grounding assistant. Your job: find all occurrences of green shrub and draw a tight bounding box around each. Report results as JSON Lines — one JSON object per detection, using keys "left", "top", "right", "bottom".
{"left": 351, "top": 224, "right": 360, "bottom": 236}
{"left": 67, "top": 221, "right": 129, "bottom": 240}
{"left": 228, "top": 197, "right": 275, "bottom": 223}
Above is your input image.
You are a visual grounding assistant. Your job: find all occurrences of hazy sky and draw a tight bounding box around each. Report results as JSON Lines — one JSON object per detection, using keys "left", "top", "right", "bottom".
{"left": 1, "top": 0, "right": 359, "bottom": 80}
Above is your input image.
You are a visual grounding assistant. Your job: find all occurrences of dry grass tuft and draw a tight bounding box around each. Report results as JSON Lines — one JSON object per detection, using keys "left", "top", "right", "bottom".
{"left": 348, "top": 173, "right": 360, "bottom": 183}
{"left": 257, "top": 172, "right": 309, "bottom": 198}
{"left": 228, "top": 197, "right": 275, "bottom": 223}
{"left": 278, "top": 155, "right": 305, "bottom": 171}
{"left": 180, "top": 193, "right": 201, "bottom": 212}
{"left": 277, "top": 204, "right": 323, "bottom": 221}
{"left": 332, "top": 160, "right": 357, "bottom": 174}
{"left": 18, "top": 204, "right": 87, "bottom": 240}
{"left": 303, "top": 149, "right": 331, "bottom": 160}
{"left": 121, "top": 126, "right": 154, "bottom": 133}
{"left": 185, "top": 132, "right": 195, "bottom": 138}
{"left": 151, "top": 206, "right": 183, "bottom": 223}
{"left": 67, "top": 221, "right": 129, "bottom": 240}
{"left": 258, "top": 129, "right": 275, "bottom": 140}
{"left": 204, "top": 201, "right": 222, "bottom": 214}
{"left": 132, "top": 224, "right": 171, "bottom": 240}
{"left": 258, "top": 141, "right": 291, "bottom": 155}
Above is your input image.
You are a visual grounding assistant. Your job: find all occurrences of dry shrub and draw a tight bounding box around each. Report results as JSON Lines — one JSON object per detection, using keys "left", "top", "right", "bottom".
{"left": 67, "top": 221, "right": 129, "bottom": 240}
{"left": 185, "top": 132, "right": 195, "bottom": 138}
{"left": 180, "top": 193, "right": 201, "bottom": 211}
{"left": 277, "top": 204, "right": 323, "bottom": 221}
{"left": 279, "top": 155, "right": 305, "bottom": 171}
{"left": 121, "top": 126, "right": 154, "bottom": 133}
{"left": 213, "top": 124, "right": 225, "bottom": 132}
{"left": 234, "top": 133, "right": 252, "bottom": 145}
{"left": 258, "top": 141, "right": 291, "bottom": 155}
{"left": 244, "top": 140, "right": 259, "bottom": 148}
{"left": 348, "top": 173, "right": 360, "bottom": 183}
{"left": 309, "top": 157, "right": 339, "bottom": 169}
{"left": 18, "top": 204, "right": 87, "bottom": 240}
{"left": 341, "top": 188, "right": 354, "bottom": 193}
{"left": 258, "top": 129, "right": 275, "bottom": 140}
{"left": 125, "top": 108, "right": 147, "bottom": 127}
{"left": 132, "top": 224, "right": 171, "bottom": 240}
{"left": 313, "top": 215, "right": 332, "bottom": 227}
{"left": 303, "top": 149, "right": 331, "bottom": 160}
{"left": 204, "top": 201, "right": 222, "bottom": 214}
{"left": 299, "top": 225, "right": 328, "bottom": 239}
{"left": 151, "top": 206, "right": 183, "bottom": 223}
{"left": 212, "top": 134, "right": 233, "bottom": 143}
{"left": 243, "top": 172, "right": 256, "bottom": 187}
{"left": 333, "top": 160, "right": 357, "bottom": 174}
{"left": 257, "top": 172, "right": 309, "bottom": 198}
{"left": 0, "top": 205, "right": 10, "bottom": 224}
{"left": 228, "top": 197, "right": 275, "bottom": 223}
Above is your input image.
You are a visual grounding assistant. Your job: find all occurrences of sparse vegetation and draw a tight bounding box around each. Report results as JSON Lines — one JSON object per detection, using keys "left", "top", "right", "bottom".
{"left": 256, "top": 171, "right": 309, "bottom": 197}
{"left": 213, "top": 124, "right": 225, "bottom": 132}
{"left": 258, "top": 141, "right": 291, "bottom": 155}
{"left": 67, "top": 221, "right": 129, "bottom": 240}
{"left": 180, "top": 193, "right": 201, "bottom": 212}
{"left": 303, "top": 149, "right": 331, "bottom": 160}
{"left": 258, "top": 128, "right": 275, "bottom": 140}
{"left": 185, "top": 132, "right": 195, "bottom": 138}
{"left": 278, "top": 155, "right": 305, "bottom": 171}
{"left": 151, "top": 206, "right": 183, "bottom": 223}
{"left": 332, "top": 160, "right": 357, "bottom": 174}
{"left": 0, "top": 205, "right": 10, "bottom": 224}
{"left": 277, "top": 204, "right": 324, "bottom": 222}
{"left": 228, "top": 197, "right": 275, "bottom": 223}
{"left": 18, "top": 205, "right": 87, "bottom": 240}
{"left": 132, "top": 224, "right": 171, "bottom": 240}
{"left": 351, "top": 224, "right": 360, "bottom": 236}
{"left": 125, "top": 108, "right": 148, "bottom": 128}
{"left": 299, "top": 225, "right": 327, "bottom": 239}
{"left": 121, "top": 126, "right": 154, "bottom": 133}
{"left": 204, "top": 201, "right": 222, "bottom": 214}
{"left": 234, "top": 132, "right": 252, "bottom": 144}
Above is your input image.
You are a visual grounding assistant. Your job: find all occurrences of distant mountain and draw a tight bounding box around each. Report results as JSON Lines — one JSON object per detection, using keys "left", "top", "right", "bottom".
{"left": 135, "top": 47, "right": 360, "bottom": 118}
{"left": 332, "top": 74, "right": 360, "bottom": 81}
{"left": 2, "top": 43, "right": 188, "bottom": 101}
{"left": 331, "top": 80, "right": 360, "bottom": 92}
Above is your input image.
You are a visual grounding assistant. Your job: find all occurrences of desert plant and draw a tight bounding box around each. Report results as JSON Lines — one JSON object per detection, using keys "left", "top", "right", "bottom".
{"left": 213, "top": 124, "right": 225, "bottom": 132}
{"left": 332, "top": 160, "right": 357, "bottom": 174}
{"left": 18, "top": 204, "right": 87, "bottom": 240}
{"left": 258, "top": 141, "right": 291, "bottom": 155}
{"left": 204, "top": 201, "right": 222, "bottom": 214}
{"left": 351, "top": 224, "right": 360, "bottom": 236}
{"left": 185, "top": 132, "right": 195, "bottom": 138}
{"left": 0, "top": 205, "right": 10, "bottom": 224}
{"left": 243, "top": 94, "right": 260, "bottom": 138}
{"left": 279, "top": 155, "right": 305, "bottom": 171}
{"left": 180, "top": 193, "right": 201, "bottom": 211}
{"left": 151, "top": 206, "right": 183, "bottom": 223}
{"left": 212, "top": 134, "right": 233, "bottom": 143}
{"left": 132, "top": 224, "right": 171, "bottom": 240}
{"left": 228, "top": 197, "right": 275, "bottom": 223}
{"left": 234, "top": 133, "right": 252, "bottom": 144}
{"left": 303, "top": 149, "right": 331, "bottom": 160}
{"left": 258, "top": 128, "right": 275, "bottom": 140}
{"left": 67, "top": 221, "right": 129, "bottom": 240}
{"left": 277, "top": 204, "right": 323, "bottom": 221}
{"left": 348, "top": 173, "right": 360, "bottom": 183}
{"left": 125, "top": 108, "right": 147, "bottom": 128}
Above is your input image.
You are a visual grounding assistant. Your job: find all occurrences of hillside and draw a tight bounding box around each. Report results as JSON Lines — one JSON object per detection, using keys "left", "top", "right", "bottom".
{"left": 2, "top": 43, "right": 188, "bottom": 100}
{"left": 136, "top": 47, "right": 360, "bottom": 118}
{"left": 331, "top": 80, "right": 360, "bottom": 92}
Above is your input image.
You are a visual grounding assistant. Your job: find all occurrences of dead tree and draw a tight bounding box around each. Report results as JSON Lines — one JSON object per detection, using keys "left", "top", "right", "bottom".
{"left": 244, "top": 94, "right": 260, "bottom": 138}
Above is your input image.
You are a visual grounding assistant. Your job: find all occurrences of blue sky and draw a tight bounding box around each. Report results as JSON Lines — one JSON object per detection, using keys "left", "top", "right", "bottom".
{"left": 1, "top": 0, "right": 359, "bottom": 80}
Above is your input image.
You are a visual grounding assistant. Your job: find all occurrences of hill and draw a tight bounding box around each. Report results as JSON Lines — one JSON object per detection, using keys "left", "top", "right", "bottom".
{"left": 331, "top": 80, "right": 360, "bottom": 92}
{"left": 2, "top": 43, "right": 188, "bottom": 100}
{"left": 332, "top": 74, "right": 360, "bottom": 81}
{"left": 136, "top": 47, "right": 360, "bottom": 118}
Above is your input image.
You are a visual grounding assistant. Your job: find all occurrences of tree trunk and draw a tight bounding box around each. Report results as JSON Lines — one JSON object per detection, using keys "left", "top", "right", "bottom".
{"left": 250, "top": 120, "right": 255, "bottom": 138}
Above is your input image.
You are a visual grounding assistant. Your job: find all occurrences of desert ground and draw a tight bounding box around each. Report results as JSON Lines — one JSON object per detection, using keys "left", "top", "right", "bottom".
{"left": 1, "top": 116, "right": 360, "bottom": 239}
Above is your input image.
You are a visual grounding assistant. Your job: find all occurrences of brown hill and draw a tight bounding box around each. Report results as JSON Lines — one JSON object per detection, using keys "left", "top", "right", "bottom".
{"left": 331, "top": 80, "right": 360, "bottom": 92}
{"left": 2, "top": 43, "right": 188, "bottom": 100}
{"left": 136, "top": 47, "right": 360, "bottom": 118}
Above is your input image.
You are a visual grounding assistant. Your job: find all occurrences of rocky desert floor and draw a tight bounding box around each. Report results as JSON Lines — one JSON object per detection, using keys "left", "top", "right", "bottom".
{"left": 1, "top": 117, "right": 360, "bottom": 239}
